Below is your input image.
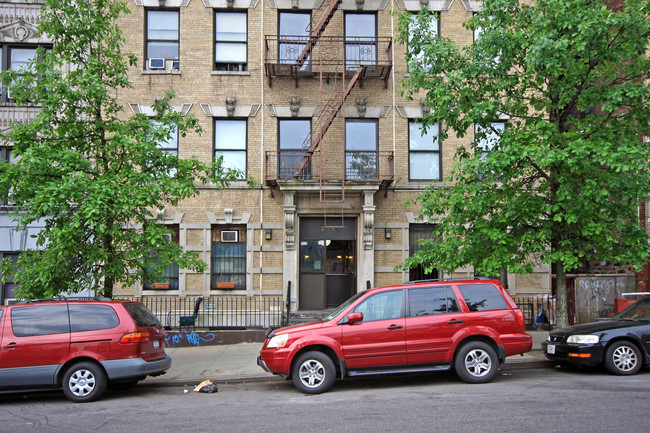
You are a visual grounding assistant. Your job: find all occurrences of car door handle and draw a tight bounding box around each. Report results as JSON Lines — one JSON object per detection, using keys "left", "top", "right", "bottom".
{"left": 387, "top": 324, "right": 403, "bottom": 330}
{"left": 447, "top": 320, "right": 463, "bottom": 324}
{"left": 4, "top": 342, "right": 18, "bottom": 349}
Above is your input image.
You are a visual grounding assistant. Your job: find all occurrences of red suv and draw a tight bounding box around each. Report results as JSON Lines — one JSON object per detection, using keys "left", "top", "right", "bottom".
{"left": 0, "top": 298, "right": 171, "bottom": 402}
{"left": 258, "top": 279, "right": 531, "bottom": 393}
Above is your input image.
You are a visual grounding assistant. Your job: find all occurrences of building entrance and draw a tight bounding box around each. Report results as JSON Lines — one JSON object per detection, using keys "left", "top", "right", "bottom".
{"left": 299, "top": 218, "right": 356, "bottom": 310}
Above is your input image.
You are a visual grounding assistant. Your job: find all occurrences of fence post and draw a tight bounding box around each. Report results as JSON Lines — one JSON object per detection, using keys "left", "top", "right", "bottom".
{"left": 285, "top": 281, "right": 292, "bottom": 327}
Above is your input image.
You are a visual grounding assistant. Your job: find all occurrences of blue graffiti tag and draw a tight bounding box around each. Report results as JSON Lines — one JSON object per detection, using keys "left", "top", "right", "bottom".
{"left": 165, "top": 332, "right": 217, "bottom": 347}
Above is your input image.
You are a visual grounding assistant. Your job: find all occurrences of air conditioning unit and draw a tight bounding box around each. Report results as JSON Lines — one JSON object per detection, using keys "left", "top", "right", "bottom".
{"left": 221, "top": 230, "right": 239, "bottom": 242}
{"left": 166, "top": 59, "right": 180, "bottom": 71}
{"left": 148, "top": 58, "right": 165, "bottom": 70}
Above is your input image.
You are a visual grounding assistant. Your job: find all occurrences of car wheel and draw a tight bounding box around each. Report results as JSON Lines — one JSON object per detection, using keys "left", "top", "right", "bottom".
{"left": 454, "top": 341, "right": 498, "bottom": 384}
{"left": 62, "top": 362, "right": 107, "bottom": 403}
{"left": 604, "top": 341, "right": 642, "bottom": 375}
{"left": 291, "top": 351, "right": 336, "bottom": 394}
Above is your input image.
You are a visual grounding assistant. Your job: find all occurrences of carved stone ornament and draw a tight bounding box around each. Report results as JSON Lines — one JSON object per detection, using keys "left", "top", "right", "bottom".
{"left": 356, "top": 97, "right": 368, "bottom": 118}
{"left": 289, "top": 97, "right": 301, "bottom": 117}
{"left": 420, "top": 0, "right": 429, "bottom": 6}
{"left": 355, "top": 0, "right": 365, "bottom": 9}
{"left": 226, "top": 97, "right": 237, "bottom": 117}
{"left": 226, "top": 0, "right": 234, "bottom": 7}
{"left": 420, "top": 98, "right": 431, "bottom": 115}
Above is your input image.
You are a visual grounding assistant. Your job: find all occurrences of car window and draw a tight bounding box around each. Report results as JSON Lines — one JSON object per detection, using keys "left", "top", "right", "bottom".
{"left": 69, "top": 304, "right": 120, "bottom": 332}
{"left": 11, "top": 305, "right": 70, "bottom": 337}
{"left": 614, "top": 298, "right": 650, "bottom": 321}
{"left": 457, "top": 283, "right": 508, "bottom": 312}
{"left": 124, "top": 303, "right": 162, "bottom": 327}
{"left": 408, "top": 286, "right": 459, "bottom": 316}
{"left": 353, "top": 290, "right": 403, "bottom": 322}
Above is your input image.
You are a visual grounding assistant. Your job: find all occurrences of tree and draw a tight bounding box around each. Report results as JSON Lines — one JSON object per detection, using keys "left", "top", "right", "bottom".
{"left": 0, "top": 0, "right": 242, "bottom": 299}
{"left": 397, "top": 0, "right": 650, "bottom": 327}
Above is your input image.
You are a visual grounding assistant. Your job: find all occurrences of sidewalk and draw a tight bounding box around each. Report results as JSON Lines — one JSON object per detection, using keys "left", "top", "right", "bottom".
{"left": 141, "top": 330, "right": 552, "bottom": 388}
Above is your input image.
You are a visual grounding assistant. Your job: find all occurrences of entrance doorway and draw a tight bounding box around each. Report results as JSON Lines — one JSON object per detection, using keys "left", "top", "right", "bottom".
{"left": 299, "top": 218, "right": 356, "bottom": 310}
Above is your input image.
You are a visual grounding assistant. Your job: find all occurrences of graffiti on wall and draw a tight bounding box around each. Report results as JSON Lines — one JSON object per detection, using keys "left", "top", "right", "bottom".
{"left": 165, "top": 332, "right": 216, "bottom": 348}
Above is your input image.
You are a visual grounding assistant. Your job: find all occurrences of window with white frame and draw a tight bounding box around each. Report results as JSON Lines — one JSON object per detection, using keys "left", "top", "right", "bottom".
{"left": 214, "top": 119, "right": 247, "bottom": 177}
{"left": 278, "top": 118, "right": 311, "bottom": 180}
{"left": 214, "top": 11, "right": 247, "bottom": 72}
{"left": 145, "top": 9, "right": 179, "bottom": 70}
{"left": 409, "top": 121, "right": 441, "bottom": 181}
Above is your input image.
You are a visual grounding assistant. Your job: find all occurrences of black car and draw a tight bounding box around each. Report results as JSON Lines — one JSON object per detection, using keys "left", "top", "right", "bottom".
{"left": 542, "top": 298, "right": 650, "bottom": 375}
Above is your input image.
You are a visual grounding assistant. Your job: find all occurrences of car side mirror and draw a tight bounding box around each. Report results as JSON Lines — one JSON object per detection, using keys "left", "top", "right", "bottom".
{"left": 347, "top": 312, "right": 363, "bottom": 324}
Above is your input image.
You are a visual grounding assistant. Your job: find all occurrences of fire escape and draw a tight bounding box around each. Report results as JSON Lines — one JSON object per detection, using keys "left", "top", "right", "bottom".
{"left": 264, "top": 0, "right": 394, "bottom": 222}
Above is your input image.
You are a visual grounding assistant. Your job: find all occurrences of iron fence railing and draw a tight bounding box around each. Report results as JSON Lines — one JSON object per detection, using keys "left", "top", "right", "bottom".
{"left": 514, "top": 295, "right": 556, "bottom": 331}
{"left": 118, "top": 295, "right": 287, "bottom": 330}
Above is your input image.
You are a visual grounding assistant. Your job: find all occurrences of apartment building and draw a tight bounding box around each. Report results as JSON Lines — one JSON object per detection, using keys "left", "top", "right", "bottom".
{"left": 5, "top": 0, "right": 638, "bottom": 322}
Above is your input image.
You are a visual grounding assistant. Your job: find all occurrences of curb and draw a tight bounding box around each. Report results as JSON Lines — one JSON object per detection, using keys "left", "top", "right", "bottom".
{"left": 140, "top": 359, "right": 555, "bottom": 388}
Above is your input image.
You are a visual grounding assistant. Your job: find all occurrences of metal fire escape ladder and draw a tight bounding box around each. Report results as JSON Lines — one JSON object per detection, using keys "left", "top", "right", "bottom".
{"left": 292, "top": 65, "right": 365, "bottom": 181}
{"left": 293, "top": 0, "right": 342, "bottom": 71}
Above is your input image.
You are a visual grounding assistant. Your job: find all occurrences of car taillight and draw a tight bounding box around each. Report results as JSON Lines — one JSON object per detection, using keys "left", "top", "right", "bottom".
{"left": 120, "top": 332, "right": 151, "bottom": 343}
{"left": 515, "top": 309, "right": 525, "bottom": 331}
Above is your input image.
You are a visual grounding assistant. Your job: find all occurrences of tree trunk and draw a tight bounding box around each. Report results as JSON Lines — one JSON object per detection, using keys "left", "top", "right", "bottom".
{"left": 555, "top": 264, "right": 568, "bottom": 328}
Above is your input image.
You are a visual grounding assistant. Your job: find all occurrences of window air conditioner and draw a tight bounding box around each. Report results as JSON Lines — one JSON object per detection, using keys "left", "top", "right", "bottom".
{"left": 148, "top": 58, "right": 165, "bottom": 70}
{"left": 166, "top": 60, "right": 180, "bottom": 71}
{"left": 221, "top": 231, "right": 239, "bottom": 242}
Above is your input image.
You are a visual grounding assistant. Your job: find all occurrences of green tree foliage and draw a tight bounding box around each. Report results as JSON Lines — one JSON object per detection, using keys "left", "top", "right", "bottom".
{"left": 0, "top": 0, "right": 242, "bottom": 298}
{"left": 397, "top": 0, "right": 650, "bottom": 326}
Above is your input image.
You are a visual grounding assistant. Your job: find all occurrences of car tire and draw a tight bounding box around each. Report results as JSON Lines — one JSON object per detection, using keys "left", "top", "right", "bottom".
{"left": 291, "top": 351, "right": 336, "bottom": 394}
{"left": 62, "top": 361, "right": 107, "bottom": 403}
{"left": 604, "top": 341, "right": 642, "bottom": 375}
{"left": 454, "top": 341, "right": 498, "bottom": 384}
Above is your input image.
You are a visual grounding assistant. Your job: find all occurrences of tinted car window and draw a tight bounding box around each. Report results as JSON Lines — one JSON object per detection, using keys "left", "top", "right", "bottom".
{"left": 353, "top": 290, "right": 403, "bottom": 322}
{"left": 69, "top": 304, "right": 120, "bottom": 332}
{"left": 124, "top": 303, "right": 162, "bottom": 327}
{"left": 408, "top": 286, "right": 459, "bottom": 316}
{"left": 457, "top": 284, "right": 508, "bottom": 311}
{"left": 11, "top": 305, "right": 70, "bottom": 337}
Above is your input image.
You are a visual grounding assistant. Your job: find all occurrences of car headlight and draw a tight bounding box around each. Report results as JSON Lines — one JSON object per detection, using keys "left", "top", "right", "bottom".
{"left": 567, "top": 334, "right": 599, "bottom": 344}
{"left": 267, "top": 333, "right": 288, "bottom": 348}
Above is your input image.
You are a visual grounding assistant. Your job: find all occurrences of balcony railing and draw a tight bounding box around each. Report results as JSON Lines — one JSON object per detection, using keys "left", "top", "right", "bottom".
{"left": 264, "top": 35, "right": 392, "bottom": 86}
{"left": 265, "top": 150, "right": 394, "bottom": 186}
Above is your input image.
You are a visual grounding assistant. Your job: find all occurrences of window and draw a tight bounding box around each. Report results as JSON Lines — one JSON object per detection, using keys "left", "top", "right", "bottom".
{"left": 344, "top": 13, "right": 377, "bottom": 68}
{"left": 407, "top": 12, "right": 438, "bottom": 72}
{"left": 409, "top": 224, "right": 438, "bottom": 281}
{"left": 124, "top": 303, "right": 163, "bottom": 327}
{"left": 214, "top": 119, "right": 247, "bottom": 177}
{"left": 345, "top": 119, "right": 378, "bottom": 179}
{"left": 211, "top": 226, "right": 246, "bottom": 290}
{"left": 278, "top": 119, "right": 311, "bottom": 180}
{"left": 11, "top": 305, "right": 70, "bottom": 337}
{"left": 144, "top": 225, "right": 180, "bottom": 290}
{"left": 69, "top": 305, "right": 120, "bottom": 332}
{"left": 151, "top": 120, "right": 178, "bottom": 177}
{"left": 279, "top": 11, "right": 311, "bottom": 70}
{"left": 353, "top": 290, "right": 403, "bottom": 322}
{"left": 1, "top": 44, "right": 49, "bottom": 102}
{"left": 0, "top": 253, "right": 19, "bottom": 304}
{"left": 408, "top": 286, "right": 459, "bottom": 316}
{"left": 214, "top": 11, "right": 247, "bottom": 71}
{"left": 409, "top": 121, "right": 440, "bottom": 181}
{"left": 1, "top": 146, "right": 16, "bottom": 205}
{"left": 146, "top": 9, "right": 179, "bottom": 70}
{"left": 475, "top": 122, "right": 505, "bottom": 160}
{"left": 457, "top": 283, "right": 508, "bottom": 311}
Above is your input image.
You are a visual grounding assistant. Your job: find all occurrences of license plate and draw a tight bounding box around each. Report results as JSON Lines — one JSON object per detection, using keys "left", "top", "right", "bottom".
{"left": 153, "top": 340, "right": 160, "bottom": 349}
{"left": 547, "top": 344, "right": 555, "bottom": 354}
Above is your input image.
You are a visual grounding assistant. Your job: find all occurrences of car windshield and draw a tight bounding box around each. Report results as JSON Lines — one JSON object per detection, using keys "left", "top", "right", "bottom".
{"left": 612, "top": 298, "right": 650, "bottom": 321}
{"left": 323, "top": 291, "right": 366, "bottom": 322}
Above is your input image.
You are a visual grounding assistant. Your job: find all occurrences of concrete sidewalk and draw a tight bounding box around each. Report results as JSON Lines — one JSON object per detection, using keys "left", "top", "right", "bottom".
{"left": 141, "top": 331, "right": 552, "bottom": 388}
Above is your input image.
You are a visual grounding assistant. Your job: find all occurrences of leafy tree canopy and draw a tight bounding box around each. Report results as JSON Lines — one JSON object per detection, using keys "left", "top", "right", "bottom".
{"left": 0, "top": 0, "right": 244, "bottom": 298}
{"left": 397, "top": 0, "right": 650, "bottom": 325}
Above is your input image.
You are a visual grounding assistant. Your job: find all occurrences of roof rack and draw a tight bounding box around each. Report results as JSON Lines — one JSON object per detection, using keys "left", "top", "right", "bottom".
{"left": 21, "top": 297, "right": 112, "bottom": 304}
{"left": 402, "top": 277, "right": 490, "bottom": 285}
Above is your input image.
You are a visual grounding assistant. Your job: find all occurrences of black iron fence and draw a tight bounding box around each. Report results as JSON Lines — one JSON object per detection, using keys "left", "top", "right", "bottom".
{"left": 118, "top": 295, "right": 287, "bottom": 330}
{"left": 514, "top": 295, "right": 556, "bottom": 331}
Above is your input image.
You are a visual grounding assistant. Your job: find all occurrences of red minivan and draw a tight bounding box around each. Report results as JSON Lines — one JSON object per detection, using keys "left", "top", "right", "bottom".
{"left": 0, "top": 298, "right": 171, "bottom": 402}
{"left": 258, "top": 279, "right": 532, "bottom": 393}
